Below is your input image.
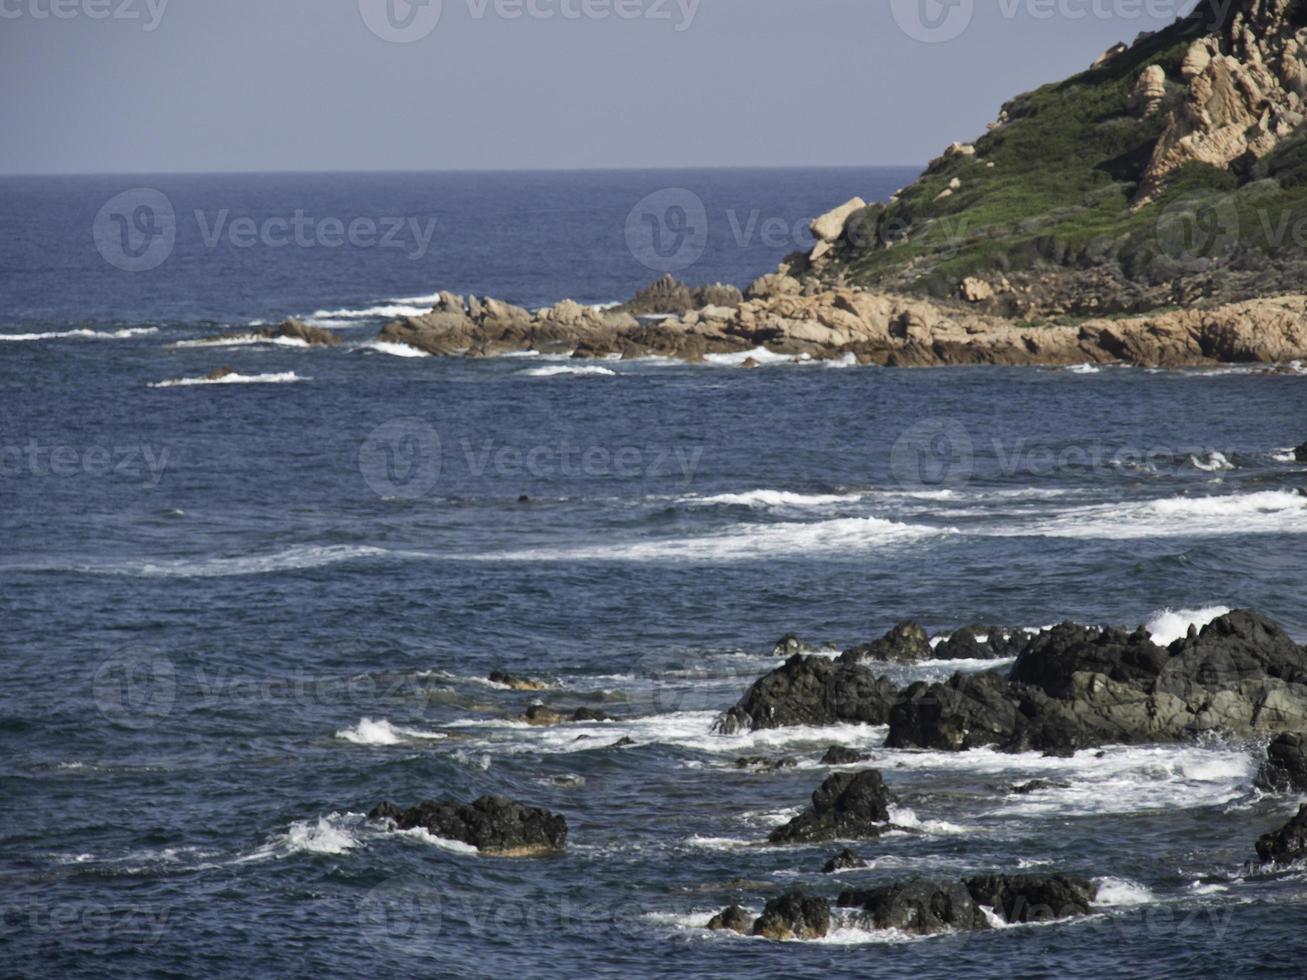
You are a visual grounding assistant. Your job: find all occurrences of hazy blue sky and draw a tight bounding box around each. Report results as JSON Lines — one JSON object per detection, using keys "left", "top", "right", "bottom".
{"left": 0, "top": 0, "right": 1202, "bottom": 174}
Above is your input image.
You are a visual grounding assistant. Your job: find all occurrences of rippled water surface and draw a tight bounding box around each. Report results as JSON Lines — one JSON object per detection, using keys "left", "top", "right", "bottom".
{"left": 2, "top": 171, "right": 1306, "bottom": 978}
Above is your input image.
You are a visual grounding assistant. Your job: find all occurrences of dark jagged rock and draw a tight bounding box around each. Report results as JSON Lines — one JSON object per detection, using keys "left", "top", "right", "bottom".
{"left": 714, "top": 655, "right": 898, "bottom": 734}
{"left": 768, "top": 771, "right": 895, "bottom": 844}
{"left": 822, "top": 848, "right": 867, "bottom": 873}
{"left": 890, "top": 611, "right": 1307, "bottom": 754}
{"left": 1011, "top": 779, "right": 1070, "bottom": 795}
{"left": 368, "top": 796, "right": 567, "bottom": 856}
{"left": 751, "top": 892, "right": 831, "bottom": 941}
{"left": 964, "top": 874, "right": 1096, "bottom": 924}
{"left": 838, "top": 879, "right": 991, "bottom": 935}
{"left": 734, "top": 756, "right": 797, "bottom": 772}
{"left": 705, "top": 905, "right": 752, "bottom": 934}
{"left": 1255, "top": 733, "right": 1307, "bottom": 793}
{"left": 933, "top": 626, "right": 1027, "bottom": 661}
{"left": 841, "top": 621, "right": 932, "bottom": 664}
{"left": 489, "top": 670, "right": 550, "bottom": 692}
{"left": 617, "top": 275, "right": 743, "bottom": 317}
{"left": 611, "top": 736, "right": 637, "bottom": 749}
{"left": 838, "top": 874, "right": 1096, "bottom": 934}
{"left": 772, "top": 633, "right": 805, "bottom": 658}
{"left": 820, "top": 746, "right": 871, "bottom": 766}
{"left": 524, "top": 704, "right": 613, "bottom": 726}
{"left": 1295, "top": 442, "right": 1307, "bottom": 463}
{"left": 1256, "top": 804, "right": 1307, "bottom": 864}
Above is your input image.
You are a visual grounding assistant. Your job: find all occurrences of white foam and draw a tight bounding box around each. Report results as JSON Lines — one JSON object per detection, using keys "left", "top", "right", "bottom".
{"left": 989, "top": 490, "right": 1307, "bottom": 539}
{"left": 172, "top": 334, "right": 310, "bottom": 349}
{"left": 519, "top": 365, "right": 616, "bottom": 378}
{"left": 703, "top": 347, "right": 801, "bottom": 367}
{"left": 1142, "top": 606, "right": 1232, "bottom": 646}
{"left": 1188, "top": 451, "right": 1235, "bottom": 472}
{"left": 1271, "top": 447, "right": 1300, "bottom": 463}
{"left": 0, "top": 327, "right": 157, "bottom": 342}
{"left": 335, "top": 718, "right": 446, "bottom": 745}
{"left": 683, "top": 490, "right": 863, "bottom": 509}
{"left": 360, "top": 340, "right": 432, "bottom": 358}
{"left": 149, "top": 371, "right": 305, "bottom": 388}
{"left": 1065, "top": 364, "right": 1102, "bottom": 374}
{"left": 311, "top": 304, "right": 432, "bottom": 319}
{"left": 83, "top": 544, "right": 408, "bottom": 579}
{"left": 491, "top": 515, "right": 951, "bottom": 562}
{"left": 885, "top": 804, "right": 971, "bottom": 835}
{"left": 1093, "top": 877, "right": 1155, "bottom": 907}
{"left": 239, "top": 813, "right": 362, "bottom": 862}
{"left": 391, "top": 828, "right": 481, "bottom": 855}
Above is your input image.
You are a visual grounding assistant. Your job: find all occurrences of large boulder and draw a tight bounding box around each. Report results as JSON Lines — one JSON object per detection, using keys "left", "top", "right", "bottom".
{"left": 768, "top": 771, "right": 895, "bottom": 845}
{"left": 752, "top": 892, "right": 831, "bottom": 940}
{"left": 368, "top": 796, "right": 567, "bottom": 856}
{"left": 810, "top": 197, "right": 867, "bottom": 243}
{"left": 963, "top": 874, "right": 1096, "bottom": 924}
{"left": 838, "top": 880, "right": 991, "bottom": 935}
{"left": 715, "top": 655, "right": 898, "bottom": 734}
{"left": 705, "top": 905, "right": 752, "bottom": 934}
{"left": 1255, "top": 733, "right": 1307, "bottom": 793}
{"left": 840, "top": 621, "right": 933, "bottom": 664}
{"left": 886, "top": 671, "right": 1025, "bottom": 752}
{"left": 1256, "top": 804, "right": 1307, "bottom": 864}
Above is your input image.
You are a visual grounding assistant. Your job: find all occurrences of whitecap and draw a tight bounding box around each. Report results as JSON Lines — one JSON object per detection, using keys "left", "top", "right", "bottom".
{"left": 359, "top": 340, "right": 432, "bottom": 358}
{"left": 1065, "top": 364, "right": 1101, "bottom": 374}
{"left": 703, "top": 347, "right": 802, "bottom": 367}
{"left": 1188, "top": 451, "right": 1236, "bottom": 472}
{"left": 310, "top": 304, "right": 432, "bottom": 319}
{"left": 172, "top": 334, "right": 311, "bottom": 350}
{"left": 1092, "top": 877, "right": 1155, "bottom": 907}
{"left": 986, "top": 490, "right": 1307, "bottom": 539}
{"left": 885, "top": 804, "right": 971, "bottom": 835}
{"left": 1142, "top": 606, "right": 1232, "bottom": 646}
{"left": 0, "top": 327, "right": 158, "bottom": 342}
{"left": 149, "top": 371, "right": 305, "bottom": 388}
{"left": 519, "top": 365, "right": 616, "bottom": 378}
{"left": 78, "top": 544, "right": 409, "bottom": 579}
{"left": 239, "top": 813, "right": 362, "bottom": 862}
{"left": 682, "top": 490, "right": 862, "bottom": 509}
{"left": 335, "top": 718, "right": 446, "bottom": 745}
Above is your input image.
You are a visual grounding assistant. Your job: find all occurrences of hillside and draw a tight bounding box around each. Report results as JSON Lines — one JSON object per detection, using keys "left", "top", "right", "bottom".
{"left": 803, "top": 0, "right": 1307, "bottom": 319}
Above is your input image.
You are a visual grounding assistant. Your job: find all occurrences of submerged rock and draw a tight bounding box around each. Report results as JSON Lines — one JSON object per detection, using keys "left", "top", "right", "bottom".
{"left": 705, "top": 905, "right": 752, "bottom": 935}
{"left": 1011, "top": 779, "right": 1070, "bottom": 795}
{"left": 838, "top": 874, "right": 1096, "bottom": 935}
{"left": 768, "top": 771, "right": 895, "bottom": 844}
{"left": 1256, "top": 804, "right": 1307, "bottom": 864}
{"left": 1255, "top": 733, "right": 1307, "bottom": 793}
{"left": 752, "top": 892, "right": 831, "bottom": 941}
{"left": 489, "top": 670, "right": 550, "bottom": 692}
{"left": 368, "top": 796, "right": 567, "bottom": 856}
{"left": 205, "top": 318, "right": 340, "bottom": 347}
{"left": 822, "top": 848, "right": 867, "bottom": 874}
{"left": 714, "top": 655, "right": 898, "bottom": 734}
{"left": 820, "top": 746, "right": 871, "bottom": 766}
{"left": 734, "top": 756, "right": 797, "bottom": 772}
{"left": 1294, "top": 442, "right": 1307, "bottom": 463}
{"left": 205, "top": 366, "right": 237, "bottom": 381}
{"left": 840, "top": 621, "right": 933, "bottom": 664}
{"left": 523, "top": 705, "right": 613, "bottom": 726}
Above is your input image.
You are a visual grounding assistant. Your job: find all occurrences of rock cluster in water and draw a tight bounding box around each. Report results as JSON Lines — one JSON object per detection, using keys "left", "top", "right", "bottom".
{"left": 719, "top": 611, "right": 1307, "bottom": 756}
{"left": 767, "top": 771, "right": 896, "bottom": 845}
{"left": 368, "top": 796, "right": 567, "bottom": 857}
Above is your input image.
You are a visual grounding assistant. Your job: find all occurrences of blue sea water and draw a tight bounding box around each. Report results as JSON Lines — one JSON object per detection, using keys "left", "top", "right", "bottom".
{"left": 1, "top": 169, "right": 1306, "bottom": 979}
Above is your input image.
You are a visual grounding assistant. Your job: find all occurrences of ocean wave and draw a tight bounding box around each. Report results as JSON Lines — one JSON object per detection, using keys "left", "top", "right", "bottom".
{"left": 1065, "top": 364, "right": 1102, "bottom": 374}
{"left": 359, "top": 340, "right": 432, "bottom": 358}
{"left": 519, "top": 365, "right": 616, "bottom": 378}
{"left": 989, "top": 490, "right": 1307, "bottom": 539}
{"left": 1142, "top": 606, "right": 1232, "bottom": 646}
{"left": 1187, "top": 451, "right": 1236, "bottom": 472}
{"left": 149, "top": 371, "right": 305, "bottom": 388}
{"left": 71, "top": 544, "right": 410, "bottom": 579}
{"left": 1092, "top": 877, "right": 1156, "bottom": 907}
{"left": 0, "top": 327, "right": 158, "bottom": 342}
{"left": 335, "top": 718, "right": 447, "bottom": 745}
{"left": 239, "top": 813, "right": 363, "bottom": 862}
{"left": 681, "top": 489, "right": 863, "bottom": 509}
{"left": 310, "top": 303, "right": 432, "bottom": 320}
{"left": 172, "top": 334, "right": 310, "bottom": 349}
{"left": 491, "top": 516, "right": 951, "bottom": 562}
{"left": 1271, "top": 447, "right": 1301, "bottom": 463}
{"left": 704, "top": 347, "right": 806, "bottom": 367}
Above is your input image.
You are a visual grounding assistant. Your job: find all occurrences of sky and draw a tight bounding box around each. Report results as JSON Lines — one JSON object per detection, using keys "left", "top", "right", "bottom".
{"left": 0, "top": 0, "right": 1205, "bottom": 174}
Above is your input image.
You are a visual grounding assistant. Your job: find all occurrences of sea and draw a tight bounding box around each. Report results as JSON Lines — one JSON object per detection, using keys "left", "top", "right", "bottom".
{"left": 2, "top": 168, "right": 1306, "bottom": 978}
